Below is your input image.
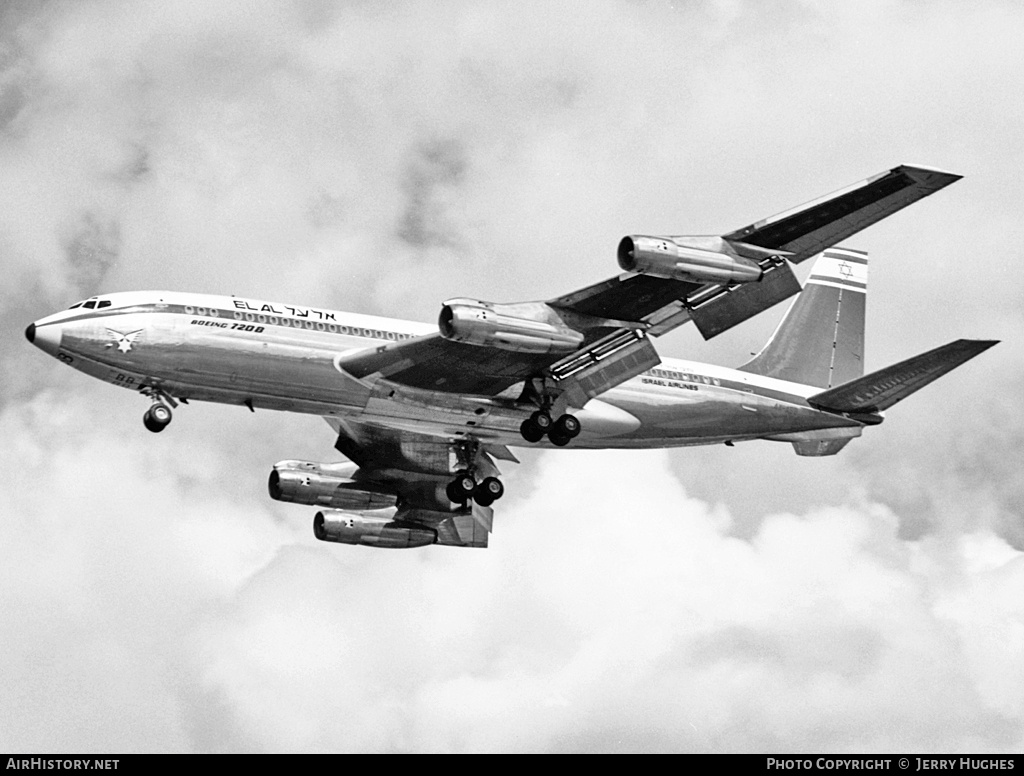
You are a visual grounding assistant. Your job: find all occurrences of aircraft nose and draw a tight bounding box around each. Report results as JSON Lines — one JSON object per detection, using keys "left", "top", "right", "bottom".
{"left": 28, "top": 321, "right": 63, "bottom": 357}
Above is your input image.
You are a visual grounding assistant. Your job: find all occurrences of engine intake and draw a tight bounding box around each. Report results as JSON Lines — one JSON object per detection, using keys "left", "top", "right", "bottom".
{"left": 269, "top": 461, "right": 397, "bottom": 510}
{"left": 314, "top": 510, "right": 437, "bottom": 549}
{"left": 439, "top": 299, "right": 584, "bottom": 354}
{"left": 618, "top": 235, "right": 763, "bottom": 284}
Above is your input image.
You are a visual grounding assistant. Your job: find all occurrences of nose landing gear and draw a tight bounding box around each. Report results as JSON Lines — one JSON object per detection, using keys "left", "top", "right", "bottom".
{"left": 140, "top": 386, "right": 177, "bottom": 433}
{"left": 143, "top": 402, "right": 172, "bottom": 433}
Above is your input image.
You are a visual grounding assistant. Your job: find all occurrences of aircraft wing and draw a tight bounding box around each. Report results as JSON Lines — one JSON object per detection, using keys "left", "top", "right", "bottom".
{"left": 551, "top": 165, "right": 961, "bottom": 338}
{"left": 335, "top": 331, "right": 564, "bottom": 395}
{"left": 549, "top": 273, "right": 701, "bottom": 323}
{"left": 723, "top": 164, "right": 962, "bottom": 264}
{"left": 324, "top": 417, "right": 503, "bottom": 543}
{"left": 337, "top": 164, "right": 961, "bottom": 394}
{"left": 328, "top": 416, "right": 512, "bottom": 472}
{"left": 336, "top": 324, "right": 660, "bottom": 401}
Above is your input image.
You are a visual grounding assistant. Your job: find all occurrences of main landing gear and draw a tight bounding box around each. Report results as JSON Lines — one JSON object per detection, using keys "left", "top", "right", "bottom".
{"left": 520, "top": 410, "right": 581, "bottom": 447}
{"left": 444, "top": 437, "right": 506, "bottom": 508}
{"left": 446, "top": 472, "right": 505, "bottom": 507}
{"left": 141, "top": 386, "right": 177, "bottom": 433}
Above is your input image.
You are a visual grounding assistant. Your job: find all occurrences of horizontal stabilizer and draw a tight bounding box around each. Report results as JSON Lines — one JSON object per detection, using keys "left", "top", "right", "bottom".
{"left": 807, "top": 339, "right": 998, "bottom": 413}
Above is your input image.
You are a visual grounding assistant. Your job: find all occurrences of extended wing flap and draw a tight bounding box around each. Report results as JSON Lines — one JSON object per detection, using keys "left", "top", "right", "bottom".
{"left": 685, "top": 257, "right": 803, "bottom": 339}
{"left": 395, "top": 506, "right": 490, "bottom": 548}
{"left": 807, "top": 339, "right": 998, "bottom": 413}
{"left": 436, "top": 512, "right": 490, "bottom": 548}
{"left": 550, "top": 329, "right": 661, "bottom": 407}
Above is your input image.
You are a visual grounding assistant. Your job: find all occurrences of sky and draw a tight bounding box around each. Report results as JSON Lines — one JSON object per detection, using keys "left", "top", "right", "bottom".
{"left": 1, "top": 0, "right": 1022, "bottom": 754}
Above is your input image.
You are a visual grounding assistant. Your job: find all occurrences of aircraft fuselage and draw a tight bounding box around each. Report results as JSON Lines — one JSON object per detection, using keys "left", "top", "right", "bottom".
{"left": 27, "top": 290, "right": 864, "bottom": 450}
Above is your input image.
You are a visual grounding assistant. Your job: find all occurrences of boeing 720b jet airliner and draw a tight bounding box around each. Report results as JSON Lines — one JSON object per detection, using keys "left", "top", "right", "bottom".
{"left": 26, "top": 165, "right": 996, "bottom": 549}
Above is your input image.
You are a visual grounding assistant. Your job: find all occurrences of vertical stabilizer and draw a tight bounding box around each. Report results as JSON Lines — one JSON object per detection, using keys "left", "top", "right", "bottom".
{"left": 738, "top": 248, "right": 867, "bottom": 389}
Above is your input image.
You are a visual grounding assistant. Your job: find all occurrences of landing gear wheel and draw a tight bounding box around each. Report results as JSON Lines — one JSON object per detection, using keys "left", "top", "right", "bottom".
{"left": 552, "top": 413, "right": 581, "bottom": 439}
{"left": 473, "top": 477, "right": 504, "bottom": 507}
{"left": 520, "top": 418, "right": 545, "bottom": 443}
{"left": 445, "top": 481, "right": 461, "bottom": 504}
{"left": 447, "top": 472, "right": 477, "bottom": 504}
{"left": 548, "top": 431, "right": 571, "bottom": 447}
{"left": 143, "top": 403, "right": 172, "bottom": 433}
{"left": 530, "top": 410, "right": 552, "bottom": 431}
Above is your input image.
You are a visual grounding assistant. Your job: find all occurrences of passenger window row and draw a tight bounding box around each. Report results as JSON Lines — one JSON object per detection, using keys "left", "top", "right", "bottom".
{"left": 182, "top": 305, "right": 415, "bottom": 341}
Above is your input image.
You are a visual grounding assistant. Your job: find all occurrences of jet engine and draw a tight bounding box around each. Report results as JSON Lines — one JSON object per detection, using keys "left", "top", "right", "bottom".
{"left": 269, "top": 461, "right": 397, "bottom": 510}
{"left": 314, "top": 510, "right": 437, "bottom": 549}
{"left": 617, "top": 236, "right": 763, "bottom": 284}
{"left": 439, "top": 298, "right": 584, "bottom": 354}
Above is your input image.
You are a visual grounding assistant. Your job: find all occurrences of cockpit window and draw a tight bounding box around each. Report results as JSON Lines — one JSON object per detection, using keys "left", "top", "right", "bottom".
{"left": 68, "top": 302, "right": 83, "bottom": 309}
{"left": 97, "top": 300, "right": 111, "bottom": 308}
{"left": 83, "top": 301, "right": 97, "bottom": 309}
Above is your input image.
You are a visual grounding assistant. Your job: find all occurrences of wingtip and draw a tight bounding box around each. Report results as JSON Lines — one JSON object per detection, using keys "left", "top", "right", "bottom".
{"left": 951, "top": 338, "right": 1000, "bottom": 356}
{"left": 895, "top": 164, "right": 964, "bottom": 185}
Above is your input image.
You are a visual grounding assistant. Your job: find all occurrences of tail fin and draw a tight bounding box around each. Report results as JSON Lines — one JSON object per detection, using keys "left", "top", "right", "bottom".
{"left": 807, "top": 339, "right": 998, "bottom": 413}
{"left": 738, "top": 248, "right": 867, "bottom": 388}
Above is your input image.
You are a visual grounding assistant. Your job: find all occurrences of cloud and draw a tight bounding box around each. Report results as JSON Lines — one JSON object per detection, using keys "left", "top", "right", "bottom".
{"left": 8, "top": 429, "right": 1019, "bottom": 752}
{"left": 1, "top": 0, "right": 1022, "bottom": 754}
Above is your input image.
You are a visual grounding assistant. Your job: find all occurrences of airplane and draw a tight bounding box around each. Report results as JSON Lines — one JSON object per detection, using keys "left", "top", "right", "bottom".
{"left": 25, "top": 165, "right": 997, "bottom": 549}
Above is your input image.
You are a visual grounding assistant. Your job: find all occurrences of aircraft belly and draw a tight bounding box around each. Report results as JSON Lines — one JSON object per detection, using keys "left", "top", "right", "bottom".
{"left": 574, "top": 399, "right": 641, "bottom": 438}
{"left": 597, "top": 384, "right": 859, "bottom": 446}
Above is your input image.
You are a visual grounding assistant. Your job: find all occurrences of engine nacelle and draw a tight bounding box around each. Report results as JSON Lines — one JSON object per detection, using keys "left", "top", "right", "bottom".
{"left": 618, "top": 235, "right": 763, "bottom": 284}
{"left": 314, "top": 510, "right": 437, "bottom": 549}
{"left": 269, "top": 461, "right": 397, "bottom": 510}
{"left": 439, "top": 299, "right": 584, "bottom": 354}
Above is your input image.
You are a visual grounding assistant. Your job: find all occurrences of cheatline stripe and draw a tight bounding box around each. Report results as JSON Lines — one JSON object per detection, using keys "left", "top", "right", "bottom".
{"left": 807, "top": 278, "right": 867, "bottom": 292}
{"left": 808, "top": 274, "right": 867, "bottom": 288}
{"left": 819, "top": 256, "right": 868, "bottom": 268}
